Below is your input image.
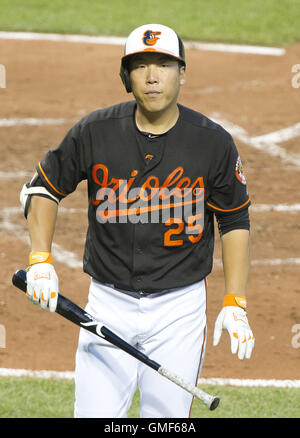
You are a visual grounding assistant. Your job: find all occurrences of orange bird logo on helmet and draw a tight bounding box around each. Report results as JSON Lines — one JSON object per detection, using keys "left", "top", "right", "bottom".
{"left": 143, "top": 30, "right": 161, "bottom": 46}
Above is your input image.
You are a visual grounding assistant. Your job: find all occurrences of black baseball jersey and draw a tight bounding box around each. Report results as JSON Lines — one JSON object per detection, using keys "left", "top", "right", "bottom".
{"left": 32, "top": 101, "right": 250, "bottom": 292}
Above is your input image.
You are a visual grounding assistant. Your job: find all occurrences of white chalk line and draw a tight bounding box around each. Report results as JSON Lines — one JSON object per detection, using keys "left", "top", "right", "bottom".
{"left": 0, "top": 117, "right": 72, "bottom": 128}
{"left": 0, "top": 170, "right": 31, "bottom": 179}
{"left": 0, "top": 368, "right": 75, "bottom": 380}
{"left": 0, "top": 206, "right": 299, "bottom": 270}
{"left": 0, "top": 206, "right": 82, "bottom": 269}
{"left": 0, "top": 368, "right": 298, "bottom": 388}
{"left": 251, "top": 203, "right": 300, "bottom": 213}
{"left": 210, "top": 114, "right": 300, "bottom": 168}
{"left": 197, "top": 378, "right": 300, "bottom": 389}
{"left": 0, "top": 31, "right": 286, "bottom": 56}
{"left": 251, "top": 122, "right": 300, "bottom": 144}
{"left": 1, "top": 115, "right": 299, "bottom": 169}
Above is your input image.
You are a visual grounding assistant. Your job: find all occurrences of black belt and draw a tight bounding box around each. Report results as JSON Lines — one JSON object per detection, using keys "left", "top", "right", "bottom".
{"left": 103, "top": 282, "right": 180, "bottom": 299}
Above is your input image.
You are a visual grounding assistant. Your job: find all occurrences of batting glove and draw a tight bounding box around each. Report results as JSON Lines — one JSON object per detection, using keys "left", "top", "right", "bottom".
{"left": 213, "top": 294, "right": 255, "bottom": 360}
{"left": 26, "top": 251, "right": 58, "bottom": 313}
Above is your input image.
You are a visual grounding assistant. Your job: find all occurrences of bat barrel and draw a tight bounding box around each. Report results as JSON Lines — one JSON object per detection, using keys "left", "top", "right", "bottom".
{"left": 101, "top": 326, "right": 161, "bottom": 371}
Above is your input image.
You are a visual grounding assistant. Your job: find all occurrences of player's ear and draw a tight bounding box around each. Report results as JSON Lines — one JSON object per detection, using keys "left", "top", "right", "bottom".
{"left": 179, "top": 65, "right": 186, "bottom": 86}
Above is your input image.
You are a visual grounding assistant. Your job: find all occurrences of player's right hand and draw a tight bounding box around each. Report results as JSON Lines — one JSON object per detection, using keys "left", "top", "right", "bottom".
{"left": 26, "top": 252, "right": 59, "bottom": 313}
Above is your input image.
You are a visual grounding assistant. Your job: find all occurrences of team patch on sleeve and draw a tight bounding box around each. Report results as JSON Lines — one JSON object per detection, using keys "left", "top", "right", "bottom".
{"left": 235, "top": 156, "right": 247, "bottom": 185}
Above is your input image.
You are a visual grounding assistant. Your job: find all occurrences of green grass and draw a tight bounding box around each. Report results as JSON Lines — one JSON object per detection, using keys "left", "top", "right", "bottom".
{"left": 0, "top": 377, "right": 299, "bottom": 418}
{"left": 0, "top": 0, "right": 299, "bottom": 45}
{"left": 0, "top": 377, "right": 75, "bottom": 418}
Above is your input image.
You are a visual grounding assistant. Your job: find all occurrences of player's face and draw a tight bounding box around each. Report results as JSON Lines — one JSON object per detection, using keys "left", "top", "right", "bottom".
{"left": 129, "top": 53, "right": 185, "bottom": 115}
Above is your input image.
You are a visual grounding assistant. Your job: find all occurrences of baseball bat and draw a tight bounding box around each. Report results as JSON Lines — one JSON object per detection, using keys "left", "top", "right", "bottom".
{"left": 12, "top": 268, "right": 220, "bottom": 411}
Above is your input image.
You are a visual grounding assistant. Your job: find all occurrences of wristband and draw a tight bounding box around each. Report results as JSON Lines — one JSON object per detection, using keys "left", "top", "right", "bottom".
{"left": 29, "top": 251, "right": 53, "bottom": 265}
{"left": 223, "top": 293, "right": 247, "bottom": 310}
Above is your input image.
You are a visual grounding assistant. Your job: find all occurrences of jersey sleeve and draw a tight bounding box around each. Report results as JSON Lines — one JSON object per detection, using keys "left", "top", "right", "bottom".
{"left": 206, "top": 134, "right": 250, "bottom": 214}
{"left": 36, "top": 122, "right": 87, "bottom": 201}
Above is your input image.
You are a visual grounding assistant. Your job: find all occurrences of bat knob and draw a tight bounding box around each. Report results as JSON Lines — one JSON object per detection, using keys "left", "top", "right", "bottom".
{"left": 210, "top": 396, "right": 220, "bottom": 411}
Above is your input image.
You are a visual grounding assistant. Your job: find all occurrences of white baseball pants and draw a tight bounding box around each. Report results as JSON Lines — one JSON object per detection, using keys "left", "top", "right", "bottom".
{"left": 74, "top": 278, "right": 207, "bottom": 418}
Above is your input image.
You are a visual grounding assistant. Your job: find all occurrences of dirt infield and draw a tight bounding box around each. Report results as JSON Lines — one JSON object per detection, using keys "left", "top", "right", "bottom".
{"left": 0, "top": 37, "right": 299, "bottom": 381}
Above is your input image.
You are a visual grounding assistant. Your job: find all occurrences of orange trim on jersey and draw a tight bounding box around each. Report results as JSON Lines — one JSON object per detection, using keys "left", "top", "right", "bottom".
{"left": 206, "top": 198, "right": 250, "bottom": 213}
{"left": 38, "top": 162, "right": 67, "bottom": 197}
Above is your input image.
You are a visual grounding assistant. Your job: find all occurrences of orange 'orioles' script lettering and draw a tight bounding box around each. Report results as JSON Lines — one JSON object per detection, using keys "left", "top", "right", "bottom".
{"left": 91, "top": 164, "right": 205, "bottom": 246}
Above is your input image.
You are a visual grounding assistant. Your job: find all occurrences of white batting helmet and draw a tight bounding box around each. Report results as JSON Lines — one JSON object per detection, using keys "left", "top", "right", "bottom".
{"left": 120, "top": 24, "right": 186, "bottom": 93}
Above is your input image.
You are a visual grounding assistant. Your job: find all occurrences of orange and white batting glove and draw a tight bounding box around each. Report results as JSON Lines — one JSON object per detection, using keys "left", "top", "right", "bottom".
{"left": 26, "top": 252, "right": 58, "bottom": 313}
{"left": 213, "top": 294, "right": 255, "bottom": 360}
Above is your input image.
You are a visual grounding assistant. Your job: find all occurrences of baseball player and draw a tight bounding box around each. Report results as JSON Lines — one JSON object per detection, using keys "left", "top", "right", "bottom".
{"left": 20, "top": 24, "right": 254, "bottom": 418}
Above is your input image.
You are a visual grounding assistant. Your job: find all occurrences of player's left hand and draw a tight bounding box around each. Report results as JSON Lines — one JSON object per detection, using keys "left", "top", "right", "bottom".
{"left": 213, "top": 297, "right": 255, "bottom": 360}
